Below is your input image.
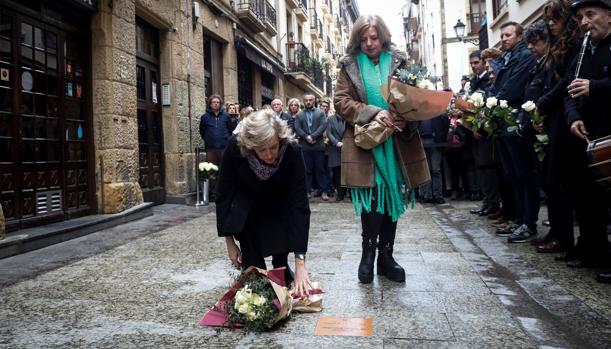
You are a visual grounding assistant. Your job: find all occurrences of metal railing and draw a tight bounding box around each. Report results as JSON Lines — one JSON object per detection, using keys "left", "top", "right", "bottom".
{"left": 286, "top": 42, "right": 327, "bottom": 92}
{"left": 264, "top": 0, "right": 277, "bottom": 30}
{"left": 317, "top": 19, "right": 323, "bottom": 39}
{"left": 309, "top": 8, "right": 318, "bottom": 29}
{"left": 237, "top": 0, "right": 264, "bottom": 18}
{"left": 301, "top": 0, "right": 307, "bottom": 10}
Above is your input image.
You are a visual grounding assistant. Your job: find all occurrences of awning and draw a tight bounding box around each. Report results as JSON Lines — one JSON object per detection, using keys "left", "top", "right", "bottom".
{"left": 235, "top": 36, "right": 285, "bottom": 80}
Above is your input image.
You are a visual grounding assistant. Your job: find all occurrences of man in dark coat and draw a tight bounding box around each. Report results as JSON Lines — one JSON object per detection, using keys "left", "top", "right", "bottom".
{"left": 419, "top": 115, "right": 449, "bottom": 204}
{"left": 271, "top": 98, "right": 291, "bottom": 124}
{"left": 326, "top": 109, "right": 347, "bottom": 201}
{"left": 295, "top": 92, "right": 330, "bottom": 200}
{"left": 199, "top": 94, "right": 236, "bottom": 195}
{"left": 559, "top": 0, "right": 611, "bottom": 275}
{"left": 489, "top": 22, "right": 540, "bottom": 243}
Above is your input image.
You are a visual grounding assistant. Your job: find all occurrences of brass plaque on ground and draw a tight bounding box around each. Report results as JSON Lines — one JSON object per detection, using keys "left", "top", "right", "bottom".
{"left": 314, "top": 316, "right": 373, "bottom": 337}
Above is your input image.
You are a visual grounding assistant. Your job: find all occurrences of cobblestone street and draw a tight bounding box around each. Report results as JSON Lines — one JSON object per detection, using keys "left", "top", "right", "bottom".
{"left": 0, "top": 200, "right": 610, "bottom": 348}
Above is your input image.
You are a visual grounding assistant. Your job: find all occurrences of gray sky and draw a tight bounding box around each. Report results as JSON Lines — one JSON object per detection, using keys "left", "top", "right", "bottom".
{"left": 357, "top": 0, "right": 406, "bottom": 48}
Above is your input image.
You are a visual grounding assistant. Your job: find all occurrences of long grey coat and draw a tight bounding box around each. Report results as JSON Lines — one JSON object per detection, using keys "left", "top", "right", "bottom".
{"left": 333, "top": 49, "right": 431, "bottom": 188}
{"left": 326, "top": 114, "right": 346, "bottom": 168}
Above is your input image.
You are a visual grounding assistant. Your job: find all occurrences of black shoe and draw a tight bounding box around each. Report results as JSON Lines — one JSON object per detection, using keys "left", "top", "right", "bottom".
{"left": 478, "top": 205, "right": 500, "bottom": 216}
{"left": 358, "top": 239, "right": 377, "bottom": 283}
{"left": 555, "top": 252, "right": 579, "bottom": 262}
{"left": 470, "top": 206, "right": 488, "bottom": 214}
{"left": 434, "top": 197, "right": 445, "bottom": 204}
{"left": 496, "top": 222, "right": 519, "bottom": 236}
{"left": 596, "top": 271, "right": 611, "bottom": 284}
{"left": 377, "top": 242, "right": 405, "bottom": 282}
{"left": 335, "top": 195, "right": 344, "bottom": 202}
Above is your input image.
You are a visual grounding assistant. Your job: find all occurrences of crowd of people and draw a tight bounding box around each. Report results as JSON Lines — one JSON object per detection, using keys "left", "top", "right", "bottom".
{"left": 201, "top": 0, "right": 611, "bottom": 287}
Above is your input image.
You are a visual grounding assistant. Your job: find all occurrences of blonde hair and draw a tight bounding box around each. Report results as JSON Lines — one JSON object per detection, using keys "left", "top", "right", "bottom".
{"left": 346, "top": 15, "right": 393, "bottom": 56}
{"left": 287, "top": 98, "right": 301, "bottom": 113}
{"left": 237, "top": 109, "right": 295, "bottom": 157}
{"left": 239, "top": 106, "right": 254, "bottom": 120}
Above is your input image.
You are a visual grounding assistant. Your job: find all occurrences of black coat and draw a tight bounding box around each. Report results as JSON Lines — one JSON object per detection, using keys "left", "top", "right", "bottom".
{"left": 469, "top": 71, "right": 491, "bottom": 94}
{"left": 215, "top": 137, "right": 310, "bottom": 256}
{"left": 565, "top": 34, "right": 611, "bottom": 139}
{"left": 490, "top": 41, "right": 537, "bottom": 108}
{"left": 199, "top": 108, "right": 236, "bottom": 150}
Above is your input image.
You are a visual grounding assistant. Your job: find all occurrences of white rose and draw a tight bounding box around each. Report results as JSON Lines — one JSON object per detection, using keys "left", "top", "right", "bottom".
{"left": 499, "top": 100, "right": 509, "bottom": 109}
{"left": 521, "top": 100, "right": 536, "bottom": 112}
{"left": 473, "top": 99, "right": 484, "bottom": 108}
{"left": 199, "top": 162, "right": 205, "bottom": 172}
{"left": 211, "top": 164, "right": 219, "bottom": 171}
{"left": 416, "top": 79, "right": 427, "bottom": 89}
{"left": 469, "top": 92, "right": 484, "bottom": 105}
{"left": 486, "top": 97, "right": 498, "bottom": 109}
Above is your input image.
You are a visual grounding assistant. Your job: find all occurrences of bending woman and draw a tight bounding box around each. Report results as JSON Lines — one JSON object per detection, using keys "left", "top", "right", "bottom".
{"left": 215, "top": 109, "right": 313, "bottom": 295}
{"left": 334, "top": 15, "right": 430, "bottom": 283}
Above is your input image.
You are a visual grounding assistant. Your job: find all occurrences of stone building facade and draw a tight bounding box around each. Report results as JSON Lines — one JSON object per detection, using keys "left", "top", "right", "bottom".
{"left": 0, "top": 0, "right": 357, "bottom": 235}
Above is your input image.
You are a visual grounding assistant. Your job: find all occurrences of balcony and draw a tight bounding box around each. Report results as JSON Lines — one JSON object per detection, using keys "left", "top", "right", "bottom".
{"left": 236, "top": 0, "right": 266, "bottom": 33}
{"left": 295, "top": 0, "right": 308, "bottom": 22}
{"left": 286, "top": 0, "right": 300, "bottom": 10}
{"left": 334, "top": 15, "right": 341, "bottom": 36}
{"left": 285, "top": 42, "right": 325, "bottom": 97}
{"left": 309, "top": 9, "right": 324, "bottom": 48}
{"left": 320, "top": 0, "right": 330, "bottom": 16}
{"left": 263, "top": 0, "right": 277, "bottom": 36}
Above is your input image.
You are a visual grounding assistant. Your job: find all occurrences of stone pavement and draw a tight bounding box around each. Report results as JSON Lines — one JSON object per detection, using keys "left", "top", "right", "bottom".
{"left": 0, "top": 201, "right": 609, "bottom": 348}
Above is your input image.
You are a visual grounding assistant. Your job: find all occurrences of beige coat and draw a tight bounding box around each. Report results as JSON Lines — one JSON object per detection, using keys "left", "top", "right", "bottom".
{"left": 333, "top": 50, "right": 431, "bottom": 189}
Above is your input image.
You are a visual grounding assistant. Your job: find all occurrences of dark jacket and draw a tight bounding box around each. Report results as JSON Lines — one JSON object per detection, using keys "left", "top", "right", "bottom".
{"left": 326, "top": 113, "right": 346, "bottom": 168}
{"left": 469, "top": 71, "right": 491, "bottom": 94}
{"left": 199, "top": 108, "right": 236, "bottom": 150}
{"left": 419, "top": 115, "right": 449, "bottom": 147}
{"left": 490, "top": 41, "right": 537, "bottom": 108}
{"left": 518, "top": 59, "right": 553, "bottom": 139}
{"left": 294, "top": 107, "right": 327, "bottom": 151}
{"left": 215, "top": 137, "right": 310, "bottom": 256}
{"left": 278, "top": 111, "right": 295, "bottom": 132}
{"left": 565, "top": 34, "right": 611, "bottom": 139}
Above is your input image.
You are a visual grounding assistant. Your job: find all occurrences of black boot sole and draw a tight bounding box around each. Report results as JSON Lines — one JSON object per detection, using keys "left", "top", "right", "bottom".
{"left": 377, "top": 263, "right": 406, "bottom": 282}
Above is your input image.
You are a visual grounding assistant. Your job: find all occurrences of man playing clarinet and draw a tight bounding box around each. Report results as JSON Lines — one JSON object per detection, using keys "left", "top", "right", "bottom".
{"left": 561, "top": 0, "right": 611, "bottom": 281}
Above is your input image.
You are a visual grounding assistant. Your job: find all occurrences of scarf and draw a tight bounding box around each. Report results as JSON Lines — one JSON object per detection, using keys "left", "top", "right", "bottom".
{"left": 352, "top": 51, "right": 412, "bottom": 222}
{"left": 246, "top": 143, "right": 288, "bottom": 180}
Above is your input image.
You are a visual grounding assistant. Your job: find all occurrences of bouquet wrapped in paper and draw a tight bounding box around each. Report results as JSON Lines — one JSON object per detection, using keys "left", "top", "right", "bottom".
{"left": 200, "top": 266, "right": 323, "bottom": 331}
{"left": 381, "top": 69, "right": 454, "bottom": 122}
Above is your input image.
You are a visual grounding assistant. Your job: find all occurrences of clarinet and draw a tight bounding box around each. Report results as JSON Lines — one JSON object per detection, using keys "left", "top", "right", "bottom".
{"left": 574, "top": 31, "right": 591, "bottom": 80}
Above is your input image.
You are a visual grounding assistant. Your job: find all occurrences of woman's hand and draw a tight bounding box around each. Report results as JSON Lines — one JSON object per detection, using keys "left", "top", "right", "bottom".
{"left": 294, "top": 259, "right": 313, "bottom": 297}
{"left": 225, "top": 236, "right": 242, "bottom": 268}
{"left": 374, "top": 110, "right": 396, "bottom": 128}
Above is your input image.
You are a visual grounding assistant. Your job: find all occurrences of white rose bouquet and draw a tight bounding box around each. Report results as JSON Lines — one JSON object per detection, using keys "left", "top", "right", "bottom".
{"left": 521, "top": 100, "right": 548, "bottom": 161}
{"left": 481, "top": 97, "right": 517, "bottom": 136}
{"left": 198, "top": 161, "right": 219, "bottom": 181}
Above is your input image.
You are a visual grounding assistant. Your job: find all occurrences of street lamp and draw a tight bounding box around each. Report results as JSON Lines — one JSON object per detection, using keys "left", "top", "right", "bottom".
{"left": 453, "top": 19, "right": 479, "bottom": 46}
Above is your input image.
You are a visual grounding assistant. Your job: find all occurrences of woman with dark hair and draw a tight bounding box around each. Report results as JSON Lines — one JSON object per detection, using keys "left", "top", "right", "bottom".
{"left": 531, "top": 0, "right": 581, "bottom": 255}
{"left": 334, "top": 15, "right": 431, "bottom": 283}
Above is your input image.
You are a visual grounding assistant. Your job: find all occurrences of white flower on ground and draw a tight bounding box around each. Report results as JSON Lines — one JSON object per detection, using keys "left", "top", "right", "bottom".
{"left": 522, "top": 100, "right": 536, "bottom": 112}
{"left": 486, "top": 97, "right": 498, "bottom": 109}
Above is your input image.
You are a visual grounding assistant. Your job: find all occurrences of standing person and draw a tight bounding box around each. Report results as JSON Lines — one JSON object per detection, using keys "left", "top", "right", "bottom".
{"left": 285, "top": 98, "right": 301, "bottom": 133}
{"left": 295, "top": 93, "right": 331, "bottom": 201}
{"left": 199, "top": 94, "right": 236, "bottom": 196}
{"left": 215, "top": 109, "right": 313, "bottom": 293}
{"left": 334, "top": 15, "right": 431, "bottom": 283}
{"left": 419, "top": 115, "right": 449, "bottom": 204}
{"left": 560, "top": 0, "right": 611, "bottom": 273}
{"left": 468, "top": 51, "right": 501, "bottom": 216}
{"left": 532, "top": 0, "right": 581, "bottom": 254}
{"left": 271, "top": 99, "right": 290, "bottom": 122}
{"left": 489, "top": 22, "right": 540, "bottom": 242}
{"left": 326, "top": 109, "right": 347, "bottom": 202}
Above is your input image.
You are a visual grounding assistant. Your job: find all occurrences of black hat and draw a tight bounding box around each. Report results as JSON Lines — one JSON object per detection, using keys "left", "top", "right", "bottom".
{"left": 571, "top": 0, "right": 611, "bottom": 13}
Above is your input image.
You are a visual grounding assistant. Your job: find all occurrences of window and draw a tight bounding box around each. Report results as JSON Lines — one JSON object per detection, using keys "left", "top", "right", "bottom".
{"left": 203, "top": 35, "right": 224, "bottom": 100}
{"left": 470, "top": 0, "right": 486, "bottom": 34}
{"left": 493, "top": 0, "right": 507, "bottom": 17}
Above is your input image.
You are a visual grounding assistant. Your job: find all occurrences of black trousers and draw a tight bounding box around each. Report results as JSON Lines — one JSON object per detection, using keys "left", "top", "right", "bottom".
{"left": 331, "top": 166, "right": 347, "bottom": 198}
{"left": 360, "top": 200, "right": 398, "bottom": 245}
{"left": 239, "top": 238, "right": 293, "bottom": 285}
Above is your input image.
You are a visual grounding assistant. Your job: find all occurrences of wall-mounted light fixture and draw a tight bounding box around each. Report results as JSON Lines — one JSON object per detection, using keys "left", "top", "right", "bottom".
{"left": 453, "top": 19, "right": 479, "bottom": 46}
{"left": 193, "top": 2, "right": 201, "bottom": 30}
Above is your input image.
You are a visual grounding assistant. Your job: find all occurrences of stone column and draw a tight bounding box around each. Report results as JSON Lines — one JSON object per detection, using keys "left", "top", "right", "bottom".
{"left": 91, "top": 0, "right": 143, "bottom": 213}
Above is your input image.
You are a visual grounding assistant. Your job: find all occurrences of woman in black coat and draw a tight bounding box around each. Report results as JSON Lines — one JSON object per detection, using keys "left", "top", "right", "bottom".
{"left": 215, "top": 109, "right": 313, "bottom": 295}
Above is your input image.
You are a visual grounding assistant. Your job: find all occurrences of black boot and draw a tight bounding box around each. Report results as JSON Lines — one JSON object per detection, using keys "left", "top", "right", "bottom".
{"left": 377, "top": 242, "right": 405, "bottom": 282}
{"left": 358, "top": 239, "right": 376, "bottom": 283}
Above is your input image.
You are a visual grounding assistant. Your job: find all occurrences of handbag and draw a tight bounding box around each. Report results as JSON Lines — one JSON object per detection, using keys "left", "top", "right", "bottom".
{"left": 354, "top": 122, "right": 394, "bottom": 150}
